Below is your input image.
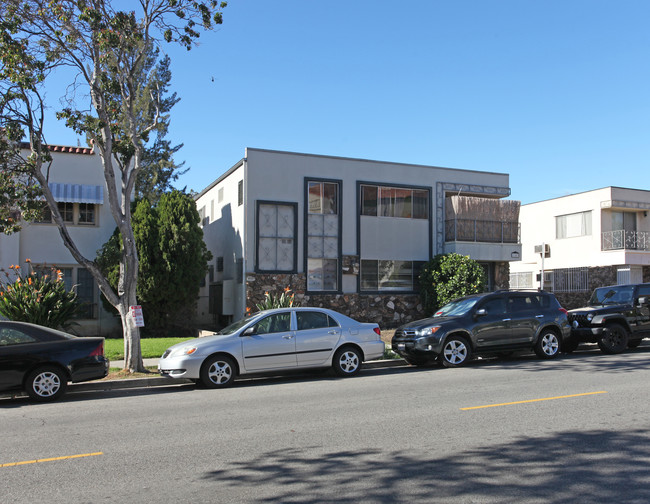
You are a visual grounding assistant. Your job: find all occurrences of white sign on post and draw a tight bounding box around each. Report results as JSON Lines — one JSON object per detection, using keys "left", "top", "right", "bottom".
{"left": 130, "top": 305, "right": 145, "bottom": 327}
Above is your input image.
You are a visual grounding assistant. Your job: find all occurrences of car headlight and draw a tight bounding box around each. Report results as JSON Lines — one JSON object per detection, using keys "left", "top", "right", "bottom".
{"left": 170, "top": 346, "right": 198, "bottom": 357}
{"left": 416, "top": 327, "right": 441, "bottom": 337}
{"left": 587, "top": 314, "right": 594, "bottom": 322}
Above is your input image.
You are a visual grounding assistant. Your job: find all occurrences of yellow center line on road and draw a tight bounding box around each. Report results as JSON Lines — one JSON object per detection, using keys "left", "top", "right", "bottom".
{"left": 461, "top": 391, "right": 608, "bottom": 411}
{"left": 1, "top": 452, "right": 103, "bottom": 468}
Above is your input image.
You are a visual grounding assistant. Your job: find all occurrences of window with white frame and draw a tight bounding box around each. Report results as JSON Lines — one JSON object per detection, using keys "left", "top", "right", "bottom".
{"left": 257, "top": 202, "right": 296, "bottom": 272}
{"left": 307, "top": 181, "right": 340, "bottom": 291}
{"left": 556, "top": 211, "right": 592, "bottom": 239}
{"left": 361, "top": 184, "right": 428, "bottom": 219}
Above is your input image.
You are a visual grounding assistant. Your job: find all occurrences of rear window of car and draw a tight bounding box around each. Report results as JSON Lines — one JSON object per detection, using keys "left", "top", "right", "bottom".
{"left": 296, "top": 311, "right": 339, "bottom": 330}
{"left": 0, "top": 328, "right": 38, "bottom": 346}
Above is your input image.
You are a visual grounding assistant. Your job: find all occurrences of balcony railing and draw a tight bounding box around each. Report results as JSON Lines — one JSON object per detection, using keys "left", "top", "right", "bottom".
{"left": 445, "top": 219, "right": 520, "bottom": 244}
{"left": 602, "top": 230, "right": 650, "bottom": 251}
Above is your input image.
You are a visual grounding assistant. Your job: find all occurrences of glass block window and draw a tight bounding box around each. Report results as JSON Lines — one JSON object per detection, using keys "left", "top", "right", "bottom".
{"left": 257, "top": 203, "right": 296, "bottom": 272}
{"left": 307, "top": 181, "right": 340, "bottom": 291}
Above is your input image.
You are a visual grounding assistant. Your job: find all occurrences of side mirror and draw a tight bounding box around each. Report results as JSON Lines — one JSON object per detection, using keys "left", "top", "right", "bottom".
{"left": 475, "top": 308, "right": 487, "bottom": 318}
{"left": 242, "top": 326, "right": 256, "bottom": 337}
{"left": 638, "top": 296, "right": 648, "bottom": 306}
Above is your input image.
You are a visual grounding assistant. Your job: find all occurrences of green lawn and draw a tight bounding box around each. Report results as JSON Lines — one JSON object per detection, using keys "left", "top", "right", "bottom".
{"left": 104, "top": 337, "right": 193, "bottom": 361}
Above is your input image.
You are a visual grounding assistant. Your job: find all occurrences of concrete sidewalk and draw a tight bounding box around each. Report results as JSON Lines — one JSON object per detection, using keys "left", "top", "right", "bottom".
{"left": 70, "top": 358, "right": 407, "bottom": 394}
{"left": 110, "top": 358, "right": 160, "bottom": 369}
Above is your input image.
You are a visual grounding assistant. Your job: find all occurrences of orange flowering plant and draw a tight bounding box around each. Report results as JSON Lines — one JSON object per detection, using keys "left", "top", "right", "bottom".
{"left": 0, "top": 260, "right": 80, "bottom": 329}
{"left": 254, "top": 286, "right": 298, "bottom": 311}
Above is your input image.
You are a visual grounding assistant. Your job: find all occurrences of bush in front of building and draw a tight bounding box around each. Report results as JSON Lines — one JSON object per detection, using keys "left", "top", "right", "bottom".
{"left": 0, "top": 261, "right": 80, "bottom": 329}
{"left": 254, "top": 286, "right": 297, "bottom": 311}
{"left": 96, "top": 190, "right": 211, "bottom": 337}
{"left": 419, "top": 253, "right": 486, "bottom": 316}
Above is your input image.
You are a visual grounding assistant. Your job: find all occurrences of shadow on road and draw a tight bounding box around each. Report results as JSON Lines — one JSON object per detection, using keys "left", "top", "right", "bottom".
{"left": 201, "top": 428, "right": 650, "bottom": 503}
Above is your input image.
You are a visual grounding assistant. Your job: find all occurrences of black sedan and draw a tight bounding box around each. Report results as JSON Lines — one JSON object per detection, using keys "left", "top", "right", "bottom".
{"left": 0, "top": 321, "right": 109, "bottom": 401}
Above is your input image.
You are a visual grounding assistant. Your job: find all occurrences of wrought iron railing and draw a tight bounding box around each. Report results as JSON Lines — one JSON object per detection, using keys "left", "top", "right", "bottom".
{"left": 445, "top": 219, "right": 520, "bottom": 244}
{"left": 601, "top": 230, "right": 650, "bottom": 251}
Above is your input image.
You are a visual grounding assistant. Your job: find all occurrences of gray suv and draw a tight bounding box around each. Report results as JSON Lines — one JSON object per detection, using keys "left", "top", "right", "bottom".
{"left": 392, "top": 290, "right": 571, "bottom": 367}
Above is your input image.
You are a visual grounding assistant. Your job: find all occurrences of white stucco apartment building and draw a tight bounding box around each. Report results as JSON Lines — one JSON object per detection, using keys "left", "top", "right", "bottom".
{"left": 0, "top": 145, "right": 120, "bottom": 336}
{"left": 510, "top": 186, "right": 650, "bottom": 308}
{"left": 195, "top": 148, "right": 522, "bottom": 328}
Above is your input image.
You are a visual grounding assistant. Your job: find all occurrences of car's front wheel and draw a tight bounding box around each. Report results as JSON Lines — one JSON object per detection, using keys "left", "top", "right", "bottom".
{"left": 534, "top": 330, "right": 561, "bottom": 359}
{"left": 200, "top": 355, "right": 236, "bottom": 388}
{"left": 440, "top": 336, "right": 471, "bottom": 368}
{"left": 332, "top": 347, "right": 362, "bottom": 377}
{"left": 598, "top": 323, "right": 628, "bottom": 354}
{"left": 25, "top": 366, "right": 68, "bottom": 402}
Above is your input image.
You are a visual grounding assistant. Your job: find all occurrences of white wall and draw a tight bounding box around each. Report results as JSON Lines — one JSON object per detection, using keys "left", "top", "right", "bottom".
{"left": 244, "top": 148, "right": 511, "bottom": 268}
{"left": 0, "top": 147, "right": 121, "bottom": 335}
{"left": 195, "top": 162, "right": 246, "bottom": 323}
{"left": 512, "top": 187, "right": 650, "bottom": 276}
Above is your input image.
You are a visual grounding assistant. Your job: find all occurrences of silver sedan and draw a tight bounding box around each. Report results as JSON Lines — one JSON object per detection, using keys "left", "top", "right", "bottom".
{"left": 158, "top": 307, "right": 384, "bottom": 388}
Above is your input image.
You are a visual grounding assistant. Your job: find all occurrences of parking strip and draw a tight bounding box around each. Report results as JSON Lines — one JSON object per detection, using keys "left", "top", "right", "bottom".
{"left": 460, "top": 391, "right": 608, "bottom": 411}
{"left": 0, "top": 452, "right": 103, "bottom": 468}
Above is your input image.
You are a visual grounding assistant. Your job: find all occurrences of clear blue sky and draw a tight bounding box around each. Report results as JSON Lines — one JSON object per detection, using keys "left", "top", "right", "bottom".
{"left": 46, "top": 0, "right": 650, "bottom": 204}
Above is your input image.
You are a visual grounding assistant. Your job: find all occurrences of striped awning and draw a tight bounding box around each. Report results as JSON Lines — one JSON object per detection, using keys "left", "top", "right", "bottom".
{"left": 48, "top": 183, "right": 104, "bottom": 204}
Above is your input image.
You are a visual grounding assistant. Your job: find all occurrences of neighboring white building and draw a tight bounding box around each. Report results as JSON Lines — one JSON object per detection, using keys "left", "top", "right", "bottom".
{"left": 510, "top": 186, "right": 650, "bottom": 308}
{"left": 196, "top": 148, "right": 522, "bottom": 328}
{"left": 0, "top": 144, "right": 121, "bottom": 336}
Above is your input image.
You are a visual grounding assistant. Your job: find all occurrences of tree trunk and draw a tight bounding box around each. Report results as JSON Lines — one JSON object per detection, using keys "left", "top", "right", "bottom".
{"left": 118, "top": 300, "right": 145, "bottom": 373}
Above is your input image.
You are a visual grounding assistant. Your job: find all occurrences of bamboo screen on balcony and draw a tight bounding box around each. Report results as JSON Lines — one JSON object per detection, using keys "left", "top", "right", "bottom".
{"left": 445, "top": 196, "right": 521, "bottom": 243}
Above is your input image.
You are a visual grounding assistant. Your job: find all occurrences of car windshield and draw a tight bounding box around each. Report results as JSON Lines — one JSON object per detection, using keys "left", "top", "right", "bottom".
{"left": 215, "top": 312, "right": 267, "bottom": 335}
{"left": 589, "top": 286, "right": 635, "bottom": 305}
{"left": 434, "top": 297, "right": 480, "bottom": 317}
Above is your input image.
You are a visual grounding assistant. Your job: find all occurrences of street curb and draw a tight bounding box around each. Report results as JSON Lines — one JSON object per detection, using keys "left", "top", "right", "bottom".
{"left": 69, "top": 358, "right": 408, "bottom": 393}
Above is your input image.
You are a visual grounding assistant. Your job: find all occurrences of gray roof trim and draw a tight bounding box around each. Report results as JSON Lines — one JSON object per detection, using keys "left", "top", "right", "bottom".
{"left": 244, "top": 147, "right": 509, "bottom": 177}
{"left": 195, "top": 158, "right": 245, "bottom": 200}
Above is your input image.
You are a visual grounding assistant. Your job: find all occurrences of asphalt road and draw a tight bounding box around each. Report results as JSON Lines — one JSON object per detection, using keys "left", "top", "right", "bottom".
{"left": 2, "top": 344, "right": 650, "bottom": 504}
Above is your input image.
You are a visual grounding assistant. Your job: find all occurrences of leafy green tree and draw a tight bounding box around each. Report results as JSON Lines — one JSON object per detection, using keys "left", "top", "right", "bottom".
{"left": 0, "top": 0, "right": 226, "bottom": 372}
{"left": 0, "top": 261, "right": 80, "bottom": 329}
{"left": 419, "top": 253, "right": 486, "bottom": 315}
{"left": 97, "top": 191, "right": 211, "bottom": 337}
{"left": 134, "top": 52, "right": 188, "bottom": 206}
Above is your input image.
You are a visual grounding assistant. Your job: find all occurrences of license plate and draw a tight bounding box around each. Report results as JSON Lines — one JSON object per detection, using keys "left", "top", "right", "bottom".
{"left": 397, "top": 343, "right": 405, "bottom": 351}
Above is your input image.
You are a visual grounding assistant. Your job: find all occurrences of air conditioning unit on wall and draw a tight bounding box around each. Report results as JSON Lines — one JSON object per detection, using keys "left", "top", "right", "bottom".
{"left": 534, "top": 244, "right": 551, "bottom": 257}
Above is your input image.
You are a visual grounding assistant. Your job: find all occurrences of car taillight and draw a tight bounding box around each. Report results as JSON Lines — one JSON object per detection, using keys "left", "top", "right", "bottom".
{"left": 373, "top": 327, "right": 381, "bottom": 336}
{"left": 559, "top": 308, "right": 568, "bottom": 315}
{"left": 90, "top": 341, "right": 104, "bottom": 357}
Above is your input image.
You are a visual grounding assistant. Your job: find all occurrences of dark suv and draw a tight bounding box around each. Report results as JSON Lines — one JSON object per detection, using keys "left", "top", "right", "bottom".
{"left": 566, "top": 283, "right": 650, "bottom": 354}
{"left": 392, "top": 290, "right": 570, "bottom": 367}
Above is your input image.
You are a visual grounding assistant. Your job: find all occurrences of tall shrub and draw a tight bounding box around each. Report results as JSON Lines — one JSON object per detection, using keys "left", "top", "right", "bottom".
{"left": 419, "top": 253, "right": 486, "bottom": 316}
{"left": 0, "top": 261, "right": 80, "bottom": 329}
{"left": 96, "top": 191, "right": 211, "bottom": 337}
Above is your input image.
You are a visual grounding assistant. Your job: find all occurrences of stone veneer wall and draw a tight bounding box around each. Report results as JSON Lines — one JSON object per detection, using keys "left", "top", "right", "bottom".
{"left": 246, "top": 259, "right": 512, "bottom": 328}
{"left": 246, "top": 273, "right": 425, "bottom": 328}
{"left": 553, "top": 265, "right": 619, "bottom": 310}
{"left": 494, "top": 262, "right": 510, "bottom": 291}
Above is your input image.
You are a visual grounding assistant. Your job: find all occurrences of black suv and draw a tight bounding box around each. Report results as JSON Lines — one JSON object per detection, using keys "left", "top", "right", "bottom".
{"left": 391, "top": 290, "right": 570, "bottom": 367}
{"left": 566, "top": 283, "right": 650, "bottom": 354}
